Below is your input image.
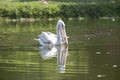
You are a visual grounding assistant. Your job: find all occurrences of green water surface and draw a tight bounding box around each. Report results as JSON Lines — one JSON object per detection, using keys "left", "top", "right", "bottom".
{"left": 0, "top": 19, "right": 120, "bottom": 80}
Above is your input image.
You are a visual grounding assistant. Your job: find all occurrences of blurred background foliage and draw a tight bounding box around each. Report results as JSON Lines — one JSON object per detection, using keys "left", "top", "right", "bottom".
{"left": 0, "top": 0, "right": 120, "bottom": 19}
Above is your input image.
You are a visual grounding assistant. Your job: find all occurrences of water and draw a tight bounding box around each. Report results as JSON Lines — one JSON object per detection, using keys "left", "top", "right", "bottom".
{"left": 0, "top": 19, "right": 120, "bottom": 80}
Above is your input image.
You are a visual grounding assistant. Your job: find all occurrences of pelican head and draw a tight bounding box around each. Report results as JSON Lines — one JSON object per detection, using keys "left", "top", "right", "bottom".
{"left": 56, "top": 19, "right": 68, "bottom": 45}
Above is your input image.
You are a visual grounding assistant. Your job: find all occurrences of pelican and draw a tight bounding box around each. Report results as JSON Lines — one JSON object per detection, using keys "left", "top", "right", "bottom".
{"left": 35, "top": 19, "right": 68, "bottom": 46}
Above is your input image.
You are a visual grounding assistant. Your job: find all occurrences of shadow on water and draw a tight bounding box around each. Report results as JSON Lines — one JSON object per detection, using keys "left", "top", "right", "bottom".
{"left": 40, "top": 45, "right": 68, "bottom": 73}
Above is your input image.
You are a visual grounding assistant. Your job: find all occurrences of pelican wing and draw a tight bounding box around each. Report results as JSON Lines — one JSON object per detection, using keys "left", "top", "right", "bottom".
{"left": 39, "top": 32, "right": 57, "bottom": 46}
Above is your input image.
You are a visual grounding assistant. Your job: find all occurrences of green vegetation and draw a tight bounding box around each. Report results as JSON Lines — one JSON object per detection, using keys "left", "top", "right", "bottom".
{"left": 0, "top": 0, "right": 120, "bottom": 19}
{"left": 60, "top": 3, "right": 120, "bottom": 18}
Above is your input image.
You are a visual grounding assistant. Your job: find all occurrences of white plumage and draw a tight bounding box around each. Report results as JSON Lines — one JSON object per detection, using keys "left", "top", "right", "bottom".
{"left": 36, "top": 19, "right": 68, "bottom": 46}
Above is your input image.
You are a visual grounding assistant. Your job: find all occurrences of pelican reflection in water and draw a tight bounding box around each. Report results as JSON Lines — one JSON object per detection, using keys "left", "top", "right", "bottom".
{"left": 56, "top": 45, "right": 68, "bottom": 73}
{"left": 40, "top": 45, "right": 68, "bottom": 73}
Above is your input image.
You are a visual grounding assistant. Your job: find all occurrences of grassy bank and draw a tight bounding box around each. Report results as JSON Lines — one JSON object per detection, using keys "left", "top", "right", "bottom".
{"left": 0, "top": 1, "right": 120, "bottom": 19}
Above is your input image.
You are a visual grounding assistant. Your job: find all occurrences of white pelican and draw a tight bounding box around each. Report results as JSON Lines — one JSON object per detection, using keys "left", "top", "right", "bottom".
{"left": 35, "top": 19, "right": 68, "bottom": 46}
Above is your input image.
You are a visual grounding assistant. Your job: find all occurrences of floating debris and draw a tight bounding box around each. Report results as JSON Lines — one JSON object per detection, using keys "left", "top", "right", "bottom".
{"left": 106, "top": 64, "right": 109, "bottom": 66}
{"left": 97, "top": 74, "right": 105, "bottom": 77}
{"left": 96, "top": 52, "right": 101, "bottom": 54}
{"left": 112, "top": 65, "right": 117, "bottom": 68}
{"left": 106, "top": 52, "right": 110, "bottom": 54}
{"left": 112, "top": 18, "right": 115, "bottom": 22}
